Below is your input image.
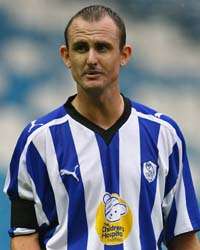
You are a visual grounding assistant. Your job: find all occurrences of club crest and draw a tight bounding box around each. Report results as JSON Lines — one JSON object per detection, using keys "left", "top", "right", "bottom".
{"left": 143, "top": 161, "right": 157, "bottom": 183}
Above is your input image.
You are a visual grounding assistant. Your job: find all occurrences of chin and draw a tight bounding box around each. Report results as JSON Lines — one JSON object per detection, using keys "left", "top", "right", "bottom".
{"left": 80, "top": 79, "right": 106, "bottom": 90}
{"left": 78, "top": 81, "right": 107, "bottom": 96}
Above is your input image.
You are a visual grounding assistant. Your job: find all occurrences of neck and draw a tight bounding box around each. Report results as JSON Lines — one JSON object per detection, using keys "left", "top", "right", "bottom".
{"left": 72, "top": 88, "right": 124, "bottom": 129}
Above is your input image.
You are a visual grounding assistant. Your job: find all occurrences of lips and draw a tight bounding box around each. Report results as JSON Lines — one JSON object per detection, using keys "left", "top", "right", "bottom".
{"left": 83, "top": 70, "right": 103, "bottom": 76}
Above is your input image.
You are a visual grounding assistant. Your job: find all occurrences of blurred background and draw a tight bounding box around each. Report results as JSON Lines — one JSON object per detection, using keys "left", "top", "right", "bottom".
{"left": 0, "top": 0, "right": 200, "bottom": 249}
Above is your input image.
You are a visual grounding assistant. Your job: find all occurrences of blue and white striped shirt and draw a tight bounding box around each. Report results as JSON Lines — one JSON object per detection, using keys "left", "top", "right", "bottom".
{"left": 4, "top": 95, "right": 200, "bottom": 250}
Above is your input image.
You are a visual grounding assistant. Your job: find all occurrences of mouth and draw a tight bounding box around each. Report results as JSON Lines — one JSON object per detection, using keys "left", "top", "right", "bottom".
{"left": 83, "top": 70, "right": 103, "bottom": 76}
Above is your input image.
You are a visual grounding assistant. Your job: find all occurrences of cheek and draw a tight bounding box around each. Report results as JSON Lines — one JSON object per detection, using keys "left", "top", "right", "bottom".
{"left": 107, "top": 61, "right": 121, "bottom": 78}
{"left": 70, "top": 62, "right": 84, "bottom": 79}
{"left": 70, "top": 55, "right": 85, "bottom": 69}
{"left": 108, "top": 56, "right": 121, "bottom": 71}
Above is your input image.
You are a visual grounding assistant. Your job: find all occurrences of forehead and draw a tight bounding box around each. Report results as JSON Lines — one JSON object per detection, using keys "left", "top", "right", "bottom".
{"left": 68, "top": 16, "right": 120, "bottom": 43}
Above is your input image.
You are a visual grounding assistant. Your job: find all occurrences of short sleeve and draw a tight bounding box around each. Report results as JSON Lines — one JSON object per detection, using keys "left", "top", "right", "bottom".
{"left": 162, "top": 119, "right": 200, "bottom": 244}
{"left": 3, "top": 126, "right": 38, "bottom": 237}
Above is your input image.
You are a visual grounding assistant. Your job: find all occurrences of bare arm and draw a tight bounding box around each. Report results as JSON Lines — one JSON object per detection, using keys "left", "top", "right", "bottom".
{"left": 167, "top": 232, "right": 200, "bottom": 250}
{"left": 11, "top": 233, "right": 41, "bottom": 250}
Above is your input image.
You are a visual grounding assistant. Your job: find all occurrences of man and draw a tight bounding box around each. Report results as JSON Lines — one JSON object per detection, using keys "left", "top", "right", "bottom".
{"left": 4, "top": 5, "right": 200, "bottom": 250}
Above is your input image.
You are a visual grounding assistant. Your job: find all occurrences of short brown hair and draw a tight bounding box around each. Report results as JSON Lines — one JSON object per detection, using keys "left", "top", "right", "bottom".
{"left": 64, "top": 5, "right": 126, "bottom": 50}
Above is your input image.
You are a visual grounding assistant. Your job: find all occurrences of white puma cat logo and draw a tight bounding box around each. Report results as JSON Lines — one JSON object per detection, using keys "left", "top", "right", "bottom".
{"left": 60, "top": 165, "right": 80, "bottom": 182}
{"left": 28, "top": 120, "right": 44, "bottom": 132}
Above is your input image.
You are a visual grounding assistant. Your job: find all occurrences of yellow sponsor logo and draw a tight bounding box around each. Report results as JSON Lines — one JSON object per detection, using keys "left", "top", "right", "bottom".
{"left": 96, "top": 193, "right": 133, "bottom": 245}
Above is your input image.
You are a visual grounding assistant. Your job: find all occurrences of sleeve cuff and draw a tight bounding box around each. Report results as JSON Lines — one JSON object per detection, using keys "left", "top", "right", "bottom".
{"left": 9, "top": 227, "right": 37, "bottom": 237}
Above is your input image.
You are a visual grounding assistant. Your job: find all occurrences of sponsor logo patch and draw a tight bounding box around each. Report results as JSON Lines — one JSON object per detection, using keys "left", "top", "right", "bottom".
{"left": 96, "top": 193, "right": 133, "bottom": 245}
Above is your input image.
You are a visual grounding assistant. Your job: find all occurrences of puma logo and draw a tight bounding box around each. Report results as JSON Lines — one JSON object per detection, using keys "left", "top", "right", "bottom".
{"left": 60, "top": 165, "right": 80, "bottom": 182}
{"left": 28, "top": 120, "right": 44, "bottom": 132}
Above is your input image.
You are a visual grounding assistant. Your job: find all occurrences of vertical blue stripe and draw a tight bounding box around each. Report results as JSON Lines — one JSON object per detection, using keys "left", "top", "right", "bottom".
{"left": 7, "top": 129, "right": 28, "bottom": 198}
{"left": 157, "top": 230, "right": 164, "bottom": 250}
{"left": 182, "top": 145, "right": 200, "bottom": 229}
{"left": 95, "top": 134, "right": 112, "bottom": 193}
{"left": 26, "top": 142, "right": 58, "bottom": 244}
{"left": 27, "top": 142, "right": 58, "bottom": 222}
{"left": 7, "top": 106, "right": 66, "bottom": 199}
{"left": 164, "top": 143, "right": 179, "bottom": 197}
{"left": 95, "top": 133, "right": 120, "bottom": 194}
{"left": 108, "top": 134, "right": 120, "bottom": 194}
{"left": 161, "top": 116, "right": 200, "bottom": 231}
{"left": 164, "top": 199, "right": 177, "bottom": 243}
{"left": 138, "top": 117, "right": 160, "bottom": 250}
{"left": 95, "top": 133, "right": 123, "bottom": 250}
{"left": 50, "top": 122, "right": 88, "bottom": 250}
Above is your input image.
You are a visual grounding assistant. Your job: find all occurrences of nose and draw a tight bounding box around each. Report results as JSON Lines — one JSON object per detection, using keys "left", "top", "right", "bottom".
{"left": 86, "top": 48, "right": 98, "bottom": 65}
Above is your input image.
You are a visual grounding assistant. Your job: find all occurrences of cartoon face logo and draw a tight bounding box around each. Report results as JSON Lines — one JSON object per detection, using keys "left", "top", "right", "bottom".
{"left": 95, "top": 193, "right": 133, "bottom": 245}
{"left": 103, "top": 193, "right": 127, "bottom": 222}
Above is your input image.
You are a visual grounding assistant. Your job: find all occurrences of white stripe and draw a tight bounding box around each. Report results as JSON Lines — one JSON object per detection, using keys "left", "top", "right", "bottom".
{"left": 31, "top": 178, "right": 49, "bottom": 226}
{"left": 162, "top": 187, "right": 176, "bottom": 221}
{"left": 8, "top": 114, "right": 70, "bottom": 200}
{"left": 158, "top": 123, "right": 193, "bottom": 237}
{"left": 17, "top": 152, "right": 34, "bottom": 200}
{"left": 3, "top": 167, "right": 11, "bottom": 194}
{"left": 119, "top": 110, "right": 141, "bottom": 250}
{"left": 160, "top": 125, "right": 177, "bottom": 221}
{"left": 17, "top": 145, "right": 49, "bottom": 226}
{"left": 151, "top": 125, "right": 175, "bottom": 247}
{"left": 174, "top": 175, "right": 193, "bottom": 235}
{"left": 136, "top": 109, "right": 194, "bottom": 234}
{"left": 151, "top": 183, "right": 163, "bottom": 248}
{"left": 174, "top": 136, "right": 193, "bottom": 236}
{"left": 69, "top": 118, "right": 105, "bottom": 250}
{"left": 5, "top": 114, "right": 70, "bottom": 247}
{"left": 136, "top": 111, "right": 177, "bottom": 136}
{"left": 33, "top": 128, "right": 69, "bottom": 250}
{"left": 13, "top": 136, "right": 49, "bottom": 226}
{"left": 8, "top": 114, "right": 71, "bottom": 239}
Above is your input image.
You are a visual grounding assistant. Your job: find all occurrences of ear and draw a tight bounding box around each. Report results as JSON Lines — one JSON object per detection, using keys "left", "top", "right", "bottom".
{"left": 120, "top": 44, "right": 132, "bottom": 66}
{"left": 103, "top": 193, "right": 111, "bottom": 204}
{"left": 120, "top": 204, "right": 127, "bottom": 215}
{"left": 59, "top": 45, "right": 71, "bottom": 68}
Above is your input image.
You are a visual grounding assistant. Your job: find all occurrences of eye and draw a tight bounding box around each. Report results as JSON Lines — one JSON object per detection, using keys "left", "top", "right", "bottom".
{"left": 73, "top": 42, "right": 89, "bottom": 53}
{"left": 95, "top": 42, "right": 110, "bottom": 53}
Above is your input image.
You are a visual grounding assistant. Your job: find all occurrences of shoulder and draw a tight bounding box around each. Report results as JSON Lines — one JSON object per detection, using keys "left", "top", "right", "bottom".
{"left": 129, "top": 99, "right": 185, "bottom": 142}
{"left": 16, "top": 105, "right": 69, "bottom": 149}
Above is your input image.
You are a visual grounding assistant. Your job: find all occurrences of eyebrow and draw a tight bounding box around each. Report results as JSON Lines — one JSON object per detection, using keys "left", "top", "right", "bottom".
{"left": 95, "top": 41, "right": 112, "bottom": 46}
{"left": 72, "top": 40, "right": 88, "bottom": 45}
{"left": 71, "top": 40, "right": 88, "bottom": 49}
{"left": 72, "top": 40, "right": 112, "bottom": 47}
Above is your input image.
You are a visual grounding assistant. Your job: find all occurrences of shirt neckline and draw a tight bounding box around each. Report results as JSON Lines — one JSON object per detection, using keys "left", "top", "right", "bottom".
{"left": 64, "top": 94, "right": 132, "bottom": 144}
